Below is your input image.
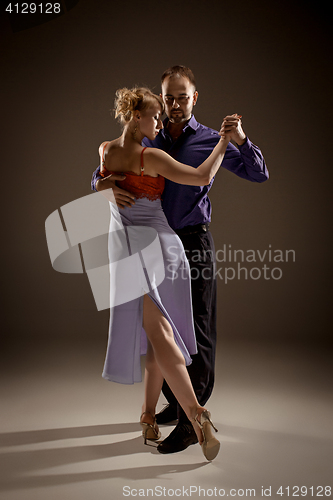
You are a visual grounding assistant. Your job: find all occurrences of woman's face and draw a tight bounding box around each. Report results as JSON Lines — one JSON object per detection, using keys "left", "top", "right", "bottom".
{"left": 138, "top": 101, "right": 163, "bottom": 141}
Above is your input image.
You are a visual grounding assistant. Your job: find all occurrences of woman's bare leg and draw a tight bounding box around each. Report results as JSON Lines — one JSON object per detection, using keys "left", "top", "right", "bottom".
{"left": 142, "top": 294, "right": 204, "bottom": 443}
{"left": 141, "top": 339, "right": 164, "bottom": 426}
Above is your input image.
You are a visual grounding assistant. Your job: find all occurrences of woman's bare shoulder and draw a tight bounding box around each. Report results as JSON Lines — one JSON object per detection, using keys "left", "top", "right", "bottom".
{"left": 99, "top": 138, "right": 121, "bottom": 155}
{"left": 144, "top": 147, "right": 169, "bottom": 160}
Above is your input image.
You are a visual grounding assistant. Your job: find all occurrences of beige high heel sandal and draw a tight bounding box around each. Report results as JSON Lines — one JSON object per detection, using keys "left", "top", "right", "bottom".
{"left": 193, "top": 410, "right": 220, "bottom": 461}
{"left": 140, "top": 411, "right": 161, "bottom": 444}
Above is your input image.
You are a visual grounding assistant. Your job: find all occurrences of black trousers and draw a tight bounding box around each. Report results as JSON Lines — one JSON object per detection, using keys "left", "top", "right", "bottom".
{"left": 161, "top": 230, "right": 217, "bottom": 424}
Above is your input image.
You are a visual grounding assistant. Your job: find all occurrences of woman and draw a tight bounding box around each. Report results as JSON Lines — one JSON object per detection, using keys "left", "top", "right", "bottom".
{"left": 99, "top": 87, "right": 231, "bottom": 461}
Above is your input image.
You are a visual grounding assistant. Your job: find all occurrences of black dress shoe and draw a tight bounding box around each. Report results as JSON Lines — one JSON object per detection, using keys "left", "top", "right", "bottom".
{"left": 155, "top": 404, "right": 178, "bottom": 425}
{"left": 157, "top": 422, "right": 198, "bottom": 454}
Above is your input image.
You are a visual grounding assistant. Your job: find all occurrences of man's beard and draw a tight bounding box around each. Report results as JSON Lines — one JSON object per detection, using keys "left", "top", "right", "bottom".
{"left": 169, "top": 110, "right": 186, "bottom": 124}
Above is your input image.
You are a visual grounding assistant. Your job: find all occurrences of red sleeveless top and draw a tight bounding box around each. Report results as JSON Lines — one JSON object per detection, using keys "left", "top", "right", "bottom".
{"left": 100, "top": 145, "right": 165, "bottom": 201}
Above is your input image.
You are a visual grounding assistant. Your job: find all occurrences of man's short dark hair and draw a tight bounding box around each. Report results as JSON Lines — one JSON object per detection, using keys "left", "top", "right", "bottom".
{"left": 161, "top": 65, "right": 196, "bottom": 89}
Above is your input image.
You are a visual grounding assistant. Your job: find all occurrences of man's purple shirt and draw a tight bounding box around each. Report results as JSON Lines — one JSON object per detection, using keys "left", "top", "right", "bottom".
{"left": 91, "top": 115, "right": 268, "bottom": 230}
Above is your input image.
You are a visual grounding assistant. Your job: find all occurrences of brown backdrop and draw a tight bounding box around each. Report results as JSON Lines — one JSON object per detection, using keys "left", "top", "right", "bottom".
{"left": 1, "top": 0, "right": 332, "bottom": 344}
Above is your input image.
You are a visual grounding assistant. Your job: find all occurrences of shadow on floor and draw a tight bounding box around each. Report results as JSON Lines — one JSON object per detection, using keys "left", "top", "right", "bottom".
{"left": 0, "top": 423, "right": 139, "bottom": 447}
{"left": 0, "top": 422, "right": 332, "bottom": 492}
{"left": 0, "top": 423, "right": 209, "bottom": 491}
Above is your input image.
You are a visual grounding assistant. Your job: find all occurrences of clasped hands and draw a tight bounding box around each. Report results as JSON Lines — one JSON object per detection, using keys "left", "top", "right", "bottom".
{"left": 219, "top": 113, "right": 246, "bottom": 145}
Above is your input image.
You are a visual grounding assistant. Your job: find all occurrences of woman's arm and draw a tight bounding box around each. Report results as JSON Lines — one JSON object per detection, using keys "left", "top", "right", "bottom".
{"left": 150, "top": 135, "right": 230, "bottom": 186}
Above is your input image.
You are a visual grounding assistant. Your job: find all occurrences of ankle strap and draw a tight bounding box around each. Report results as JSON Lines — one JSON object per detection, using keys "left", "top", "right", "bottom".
{"left": 140, "top": 411, "right": 155, "bottom": 419}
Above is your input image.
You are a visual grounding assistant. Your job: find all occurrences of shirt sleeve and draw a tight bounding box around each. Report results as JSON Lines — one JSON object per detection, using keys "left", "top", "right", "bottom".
{"left": 222, "top": 137, "right": 269, "bottom": 183}
{"left": 91, "top": 164, "right": 102, "bottom": 192}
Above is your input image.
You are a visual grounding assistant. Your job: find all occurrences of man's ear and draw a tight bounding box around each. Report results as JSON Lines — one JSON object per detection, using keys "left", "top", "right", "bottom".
{"left": 193, "top": 91, "right": 199, "bottom": 106}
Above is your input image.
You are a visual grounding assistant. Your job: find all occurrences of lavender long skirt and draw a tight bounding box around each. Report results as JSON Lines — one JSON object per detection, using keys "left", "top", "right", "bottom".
{"left": 102, "top": 198, "right": 197, "bottom": 384}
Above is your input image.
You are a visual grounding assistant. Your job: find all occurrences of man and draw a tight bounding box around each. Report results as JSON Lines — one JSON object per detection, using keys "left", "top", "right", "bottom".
{"left": 91, "top": 65, "right": 269, "bottom": 454}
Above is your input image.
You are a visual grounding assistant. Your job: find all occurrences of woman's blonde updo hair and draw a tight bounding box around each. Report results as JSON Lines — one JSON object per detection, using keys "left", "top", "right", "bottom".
{"left": 114, "top": 87, "right": 164, "bottom": 125}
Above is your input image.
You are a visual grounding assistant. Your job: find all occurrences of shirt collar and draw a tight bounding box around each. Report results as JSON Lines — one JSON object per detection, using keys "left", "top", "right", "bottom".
{"left": 161, "top": 114, "right": 199, "bottom": 139}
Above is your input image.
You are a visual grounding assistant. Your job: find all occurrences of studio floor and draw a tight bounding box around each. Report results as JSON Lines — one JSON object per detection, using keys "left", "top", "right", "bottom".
{"left": 1, "top": 337, "right": 332, "bottom": 500}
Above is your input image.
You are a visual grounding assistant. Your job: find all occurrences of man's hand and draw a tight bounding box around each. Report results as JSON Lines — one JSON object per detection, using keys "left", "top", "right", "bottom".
{"left": 220, "top": 114, "right": 246, "bottom": 146}
{"left": 96, "top": 173, "right": 136, "bottom": 209}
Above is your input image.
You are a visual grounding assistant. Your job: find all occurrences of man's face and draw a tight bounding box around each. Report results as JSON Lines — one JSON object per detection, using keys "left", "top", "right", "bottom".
{"left": 161, "top": 76, "right": 198, "bottom": 124}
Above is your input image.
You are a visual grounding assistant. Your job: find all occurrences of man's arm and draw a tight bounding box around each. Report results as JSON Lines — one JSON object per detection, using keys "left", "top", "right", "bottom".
{"left": 219, "top": 114, "right": 269, "bottom": 182}
{"left": 91, "top": 165, "right": 136, "bottom": 209}
{"left": 222, "top": 138, "right": 269, "bottom": 183}
{"left": 91, "top": 165, "right": 102, "bottom": 192}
